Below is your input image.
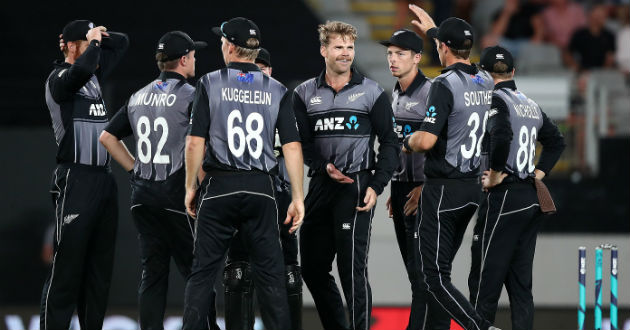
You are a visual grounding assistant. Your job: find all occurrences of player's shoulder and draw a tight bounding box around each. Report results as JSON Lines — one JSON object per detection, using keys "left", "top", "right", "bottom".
{"left": 180, "top": 80, "right": 196, "bottom": 94}
{"left": 46, "top": 62, "right": 70, "bottom": 82}
{"left": 295, "top": 77, "right": 317, "bottom": 90}
{"left": 266, "top": 75, "right": 287, "bottom": 93}
{"left": 294, "top": 77, "right": 318, "bottom": 97}
{"left": 359, "top": 75, "right": 385, "bottom": 96}
{"left": 198, "top": 69, "right": 225, "bottom": 85}
{"left": 431, "top": 70, "right": 456, "bottom": 87}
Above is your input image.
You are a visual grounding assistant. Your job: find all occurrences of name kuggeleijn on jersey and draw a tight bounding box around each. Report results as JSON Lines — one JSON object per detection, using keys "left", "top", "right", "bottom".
{"left": 221, "top": 87, "right": 272, "bottom": 105}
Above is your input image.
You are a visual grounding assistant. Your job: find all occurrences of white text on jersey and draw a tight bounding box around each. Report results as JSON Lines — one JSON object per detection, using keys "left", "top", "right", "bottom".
{"left": 222, "top": 88, "right": 272, "bottom": 105}
{"left": 131, "top": 93, "right": 177, "bottom": 107}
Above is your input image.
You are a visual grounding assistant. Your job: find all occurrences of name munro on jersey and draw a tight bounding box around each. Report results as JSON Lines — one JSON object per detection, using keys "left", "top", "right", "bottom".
{"left": 464, "top": 90, "right": 492, "bottom": 107}
{"left": 221, "top": 87, "right": 272, "bottom": 105}
{"left": 130, "top": 93, "right": 178, "bottom": 107}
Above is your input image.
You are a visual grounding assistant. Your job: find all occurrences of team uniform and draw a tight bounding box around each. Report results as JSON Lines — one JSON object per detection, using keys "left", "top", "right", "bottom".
{"left": 104, "top": 71, "right": 219, "bottom": 330}
{"left": 224, "top": 134, "right": 301, "bottom": 330}
{"left": 391, "top": 70, "right": 442, "bottom": 330}
{"left": 183, "top": 62, "right": 300, "bottom": 330}
{"left": 468, "top": 79, "right": 565, "bottom": 330}
{"left": 415, "top": 62, "right": 494, "bottom": 330}
{"left": 294, "top": 67, "right": 399, "bottom": 330}
{"left": 42, "top": 31, "right": 128, "bottom": 330}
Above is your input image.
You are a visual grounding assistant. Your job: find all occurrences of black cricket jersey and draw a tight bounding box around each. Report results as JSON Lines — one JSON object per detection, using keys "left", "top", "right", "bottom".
{"left": 392, "top": 70, "right": 431, "bottom": 183}
{"left": 293, "top": 67, "right": 400, "bottom": 195}
{"left": 419, "top": 63, "right": 494, "bottom": 179}
{"left": 105, "top": 71, "right": 194, "bottom": 208}
{"left": 487, "top": 80, "right": 565, "bottom": 178}
{"left": 45, "top": 33, "right": 129, "bottom": 167}
{"left": 188, "top": 62, "right": 300, "bottom": 174}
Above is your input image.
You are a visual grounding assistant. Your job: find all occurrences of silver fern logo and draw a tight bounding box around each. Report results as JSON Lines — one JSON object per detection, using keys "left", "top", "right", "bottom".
{"left": 63, "top": 214, "right": 79, "bottom": 225}
{"left": 347, "top": 92, "right": 365, "bottom": 103}
{"left": 405, "top": 102, "right": 419, "bottom": 110}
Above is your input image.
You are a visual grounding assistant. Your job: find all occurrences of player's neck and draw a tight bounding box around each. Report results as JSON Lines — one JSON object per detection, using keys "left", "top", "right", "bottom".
{"left": 325, "top": 69, "right": 352, "bottom": 92}
{"left": 493, "top": 77, "right": 513, "bottom": 85}
{"left": 167, "top": 67, "right": 189, "bottom": 79}
{"left": 444, "top": 57, "right": 471, "bottom": 68}
{"left": 397, "top": 68, "right": 418, "bottom": 92}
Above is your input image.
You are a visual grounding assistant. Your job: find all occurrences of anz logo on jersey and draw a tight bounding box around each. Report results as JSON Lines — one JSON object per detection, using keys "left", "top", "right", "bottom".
{"left": 395, "top": 124, "right": 414, "bottom": 139}
{"left": 314, "top": 115, "right": 361, "bottom": 132}
{"left": 424, "top": 106, "right": 437, "bottom": 124}
{"left": 89, "top": 104, "right": 106, "bottom": 116}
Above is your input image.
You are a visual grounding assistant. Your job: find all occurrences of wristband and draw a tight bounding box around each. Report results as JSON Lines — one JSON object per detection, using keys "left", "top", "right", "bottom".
{"left": 403, "top": 135, "right": 412, "bottom": 151}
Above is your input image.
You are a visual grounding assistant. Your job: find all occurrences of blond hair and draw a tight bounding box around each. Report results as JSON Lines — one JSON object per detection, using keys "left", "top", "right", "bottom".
{"left": 232, "top": 38, "right": 260, "bottom": 61}
{"left": 318, "top": 21, "right": 357, "bottom": 46}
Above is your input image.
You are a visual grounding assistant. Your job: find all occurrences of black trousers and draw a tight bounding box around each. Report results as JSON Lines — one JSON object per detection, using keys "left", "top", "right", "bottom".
{"left": 183, "top": 172, "right": 290, "bottom": 330}
{"left": 300, "top": 171, "right": 375, "bottom": 330}
{"left": 468, "top": 183, "right": 543, "bottom": 330}
{"left": 391, "top": 181, "right": 448, "bottom": 330}
{"left": 228, "top": 187, "right": 298, "bottom": 265}
{"left": 131, "top": 204, "right": 218, "bottom": 330}
{"left": 417, "top": 179, "right": 491, "bottom": 330}
{"left": 40, "top": 163, "right": 118, "bottom": 330}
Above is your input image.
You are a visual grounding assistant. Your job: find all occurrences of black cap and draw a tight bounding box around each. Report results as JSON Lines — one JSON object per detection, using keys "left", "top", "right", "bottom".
{"left": 255, "top": 47, "right": 271, "bottom": 66}
{"left": 379, "top": 29, "right": 423, "bottom": 53}
{"left": 427, "top": 17, "right": 474, "bottom": 50}
{"left": 157, "top": 31, "right": 207, "bottom": 62}
{"left": 62, "top": 20, "right": 95, "bottom": 42}
{"left": 480, "top": 45, "right": 514, "bottom": 73}
{"left": 211, "top": 17, "right": 260, "bottom": 49}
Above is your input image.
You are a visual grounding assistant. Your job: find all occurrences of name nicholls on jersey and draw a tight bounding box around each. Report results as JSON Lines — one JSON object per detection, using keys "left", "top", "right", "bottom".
{"left": 512, "top": 102, "right": 541, "bottom": 119}
{"left": 221, "top": 87, "right": 272, "bottom": 105}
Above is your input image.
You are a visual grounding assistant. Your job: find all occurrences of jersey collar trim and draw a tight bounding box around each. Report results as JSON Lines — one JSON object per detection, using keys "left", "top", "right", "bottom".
{"left": 227, "top": 61, "right": 261, "bottom": 72}
{"left": 394, "top": 69, "right": 427, "bottom": 95}
{"left": 494, "top": 80, "right": 517, "bottom": 91}
{"left": 159, "top": 71, "right": 187, "bottom": 82}
{"left": 316, "top": 66, "right": 364, "bottom": 89}
{"left": 441, "top": 62, "right": 478, "bottom": 75}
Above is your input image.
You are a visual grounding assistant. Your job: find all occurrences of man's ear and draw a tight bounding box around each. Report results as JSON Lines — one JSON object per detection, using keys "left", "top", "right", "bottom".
{"left": 320, "top": 45, "right": 326, "bottom": 58}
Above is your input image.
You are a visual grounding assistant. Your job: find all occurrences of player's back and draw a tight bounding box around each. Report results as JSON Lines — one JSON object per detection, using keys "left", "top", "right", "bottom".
{"left": 199, "top": 63, "right": 288, "bottom": 173}
{"left": 127, "top": 74, "right": 195, "bottom": 181}
{"left": 493, "top": 86, "right": 543, "bottom": 179}
{"left": 424, "top": 65, "right": 494, "bottom": 179}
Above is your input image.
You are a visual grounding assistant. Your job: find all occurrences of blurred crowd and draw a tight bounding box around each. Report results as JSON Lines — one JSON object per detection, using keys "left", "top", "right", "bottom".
{"left": 394, "top": 0, "right": 629, "bottom": 175}
{"left": 397, "top": 0, "right": 630, "bottom": 75}
{"left": 479, "top": 0, "right": 629, "bottom": 75}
